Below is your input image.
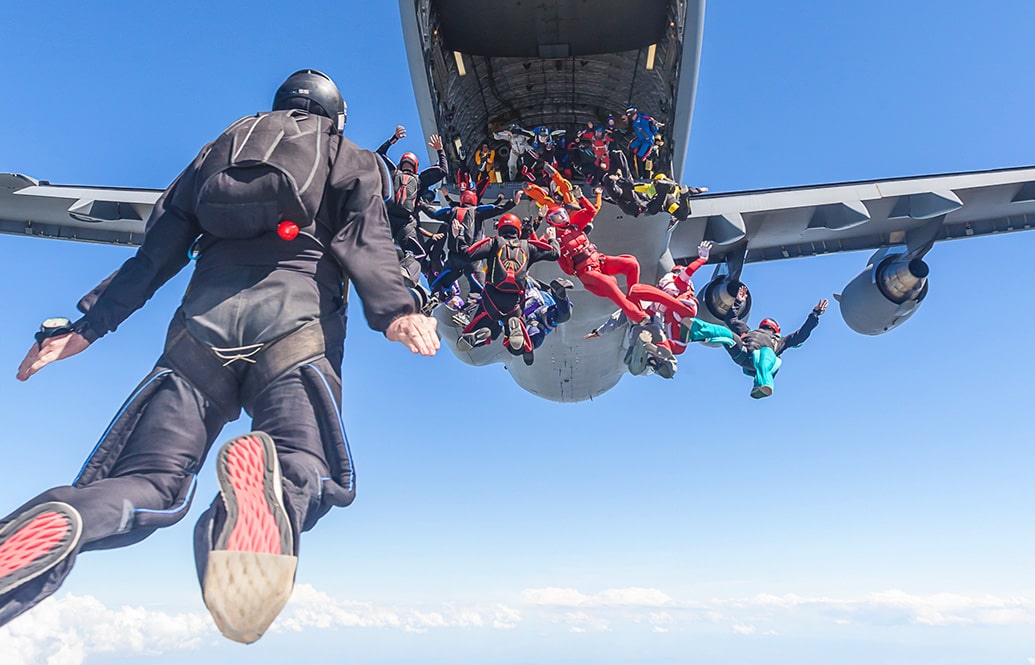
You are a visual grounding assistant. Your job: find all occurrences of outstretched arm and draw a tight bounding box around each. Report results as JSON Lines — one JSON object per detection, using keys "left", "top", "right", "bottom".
{"left": 419, "top": 134, "right": 449, "bottom": 190}
{"left": 677, "top": 241, "right": 712, "bottom": 280}
{"left": 778, "top": 299, "right": 827, "bottom": 352}
{"left": 16, "top": 332, "right": 90, "bottom": 381}
{"left": 385, "top": 314, "right": 439, "bottom": 356}
{"left": 377, "top": 125, "right": 406, "bottom": 156}
{"left": 724, "top": 285, "right": 752, "bottom": 336}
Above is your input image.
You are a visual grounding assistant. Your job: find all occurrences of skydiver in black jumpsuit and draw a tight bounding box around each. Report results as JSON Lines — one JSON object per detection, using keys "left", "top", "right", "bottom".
{"left": 0, "top": 70, "right": 439, "bottom": 644}
{"left": 376, "top": 126, "right": 448, "bottom": 285}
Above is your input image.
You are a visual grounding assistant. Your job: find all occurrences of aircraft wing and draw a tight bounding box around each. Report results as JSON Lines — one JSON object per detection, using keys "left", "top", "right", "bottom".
{"left": 0, "top": 174, "right": 159, "bottom": 246}
{"left": 667, "top": 166, "right": 1035, "bottom": 265}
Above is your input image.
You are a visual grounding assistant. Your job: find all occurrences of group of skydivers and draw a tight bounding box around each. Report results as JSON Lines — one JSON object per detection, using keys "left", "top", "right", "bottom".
{"left": 485, "top": 108, "right": 665, "bottom": 184}
{"left": 378, "top": 124, "right": 828, "bottom": 398}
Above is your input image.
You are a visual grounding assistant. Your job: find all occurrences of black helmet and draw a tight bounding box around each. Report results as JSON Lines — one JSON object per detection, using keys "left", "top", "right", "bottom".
{"left": 273, "top": 69, "right": 347, "bottom": 132}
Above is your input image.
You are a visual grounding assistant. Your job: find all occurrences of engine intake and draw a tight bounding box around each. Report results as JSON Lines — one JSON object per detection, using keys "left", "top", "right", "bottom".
{"left": 838, "top": 249, "right": 929, "bottom": 335}
{"left": 699, "top": 277, "right": 751, "bottom": 324}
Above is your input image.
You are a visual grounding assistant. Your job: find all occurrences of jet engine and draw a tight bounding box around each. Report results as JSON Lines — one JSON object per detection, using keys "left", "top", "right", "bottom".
{"left": 837, "top": 248, "right": 929, "bottom": 335}
{"left": 698, "top": 276, "right": 751, "bottom": 324}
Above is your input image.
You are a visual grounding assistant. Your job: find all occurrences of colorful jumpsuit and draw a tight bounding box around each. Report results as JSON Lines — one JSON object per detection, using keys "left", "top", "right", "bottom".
{"left": 724, "top": 308, "right": 821, "bottom": 396}
{"left": 640, "top": 258, "right": 736, "bottom": 354}
{"left": 459, "top": 235, "right": 559, "bottom": 355}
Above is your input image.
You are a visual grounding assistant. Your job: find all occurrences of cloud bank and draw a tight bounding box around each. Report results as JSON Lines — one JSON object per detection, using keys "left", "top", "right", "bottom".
{"left": 1, "top": 585, "right": 1032, "bottom": 663}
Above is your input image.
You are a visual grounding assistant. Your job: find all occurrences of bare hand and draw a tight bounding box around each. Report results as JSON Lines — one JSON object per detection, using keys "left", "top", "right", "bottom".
{"left": 814, "top": 298, "right": 829, "bottom": 315}
{"left": 736, "top": 284, "right": 748, "bottom": 302}
{"left": 432, "top": 232, "right": 445, "bottom": 241}
{"left": 17, "top": 332, "right": 91, "bottom": 381}
{"left": 543, "top": 226, "right": 556, "bottom": 240}
{"left": 385, "top": 313, "right": 440, "bottom": 356}
{"left": 513, "top": 190, "right": 524, "bottom": 204}
{"left": 394, "top": 125, "right": 406, "bottom": 140}
{"left": 428, "top": 134, "right": 444, "bottom": 151}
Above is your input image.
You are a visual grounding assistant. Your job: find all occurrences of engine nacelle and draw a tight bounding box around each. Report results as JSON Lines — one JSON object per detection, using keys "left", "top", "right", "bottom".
{"left": 837, "top": 248, "right": 930, "bottom": 335}
{"left": 698, "top": 276, "right": 752, "bottom": 325}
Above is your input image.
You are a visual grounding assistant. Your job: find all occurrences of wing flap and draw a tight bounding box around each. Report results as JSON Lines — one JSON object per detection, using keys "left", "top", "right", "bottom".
{"left": 0, "top": 174, "right": 161, "bottom": 246}
{"left": 669, "top": 166, "right": 1035, "bottom": 264}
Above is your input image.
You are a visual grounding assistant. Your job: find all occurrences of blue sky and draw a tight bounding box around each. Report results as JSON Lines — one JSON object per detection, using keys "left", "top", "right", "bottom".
{"left": 1, "top": 1, "right": 1035, "bottom": 664}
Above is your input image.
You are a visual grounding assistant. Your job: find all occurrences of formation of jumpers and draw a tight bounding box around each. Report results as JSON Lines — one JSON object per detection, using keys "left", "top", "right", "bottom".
{"left": 379, "top": 127, "right": 826, "bottom": 398}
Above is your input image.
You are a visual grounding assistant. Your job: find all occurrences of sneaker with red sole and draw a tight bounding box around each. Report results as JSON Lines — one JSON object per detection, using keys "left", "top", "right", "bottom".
{"left": 203, "top": 432, "right": 296, "bottom": 644}
{"left": 213, "top": 432, "right": 291, "bottom": 556}
{"left": 0, "top": 501, "right": 82, "bottom": 598}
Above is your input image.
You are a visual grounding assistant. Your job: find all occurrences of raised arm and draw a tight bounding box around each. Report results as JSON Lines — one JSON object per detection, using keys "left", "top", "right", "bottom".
{"left": 376, "top": 125, "right": 406, "bottom": 157}
{"left": 778, "top": 299, "right": 827, "bottom": 353}
{"left": 17, "top": 160, "right": 204, "bottom": 379}
{"left": 724, "top": 285, "right": 752, "bottom": 336}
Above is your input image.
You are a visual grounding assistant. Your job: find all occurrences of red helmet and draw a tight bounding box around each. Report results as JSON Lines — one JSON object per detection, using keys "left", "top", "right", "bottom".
{"left": 496, "top": 213, "right": 521, "bottom": 237}
{"left": 400, "top": 152, "right": 419, "bottom": 171}
{"left": 759, "top": 318, "right": 780, "bottom": 335}
{"left": 460, "top": 189, "right": 478, "bottom": 205}
{"left": 545, "top": 205, "right": 570, "bottom": 227}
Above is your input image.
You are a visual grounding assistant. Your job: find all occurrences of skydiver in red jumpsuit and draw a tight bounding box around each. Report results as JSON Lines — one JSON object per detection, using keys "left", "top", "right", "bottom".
{"left": 635, "top": 241, "right": 736, "bottom": 355}
{"left": 526, "top": 166, "right": 702, "bottom": 326}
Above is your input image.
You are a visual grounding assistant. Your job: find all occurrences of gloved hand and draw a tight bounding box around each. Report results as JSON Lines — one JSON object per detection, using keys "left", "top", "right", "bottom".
{"left": 697, "top": 240, "right": 712, "bottom": 260}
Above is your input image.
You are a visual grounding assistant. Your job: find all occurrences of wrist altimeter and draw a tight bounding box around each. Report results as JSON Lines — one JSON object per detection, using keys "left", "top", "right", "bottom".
{"left": 35, "top": 317, "right": 75, "bottom": 349}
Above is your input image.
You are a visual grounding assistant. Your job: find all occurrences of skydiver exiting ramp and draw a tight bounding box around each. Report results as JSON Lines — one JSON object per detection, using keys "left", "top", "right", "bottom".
{"left": 638, "top": 241, "right": 736, "bottom": 356}
{"left": 522, "top": 277, "right": 574, "bottom": 350}
{"left": 527, "top": 165, "right": 705, "bottom": 329}
{"left": 725, "top": 285, "right": 828, "bottom": 399}
{"left": 585, "top": 242, "right": 735, "bottom": 378}
{"left": 376, "top": 125, "right": 448, "bottom": 285}
{"left": 426, "top": 188, "right": 522, "bottom": 301}
{"left": 455, "top": 215, "right": 560, "bottom": 365}
{"left": 0, "top": 70, "right": 438, "bottom": 643}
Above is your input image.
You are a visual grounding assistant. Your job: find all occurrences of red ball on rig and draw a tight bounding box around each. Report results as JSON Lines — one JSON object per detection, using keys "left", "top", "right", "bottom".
{"left": 277, "top": 220, "right": 300, "bottom": 241}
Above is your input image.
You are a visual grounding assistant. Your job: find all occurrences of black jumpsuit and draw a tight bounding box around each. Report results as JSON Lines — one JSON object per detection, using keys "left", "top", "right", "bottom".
{"left": 0, "top": 125, "right": 414, "bottom": 626}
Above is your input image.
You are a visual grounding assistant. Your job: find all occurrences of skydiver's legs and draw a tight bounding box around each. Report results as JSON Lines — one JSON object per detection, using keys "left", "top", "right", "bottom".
{"left": 577, "top": 268, "right": 647, "bottom": 323}
{"left": 249, "top": 368, "right": 334, "bottom": 534}
{"left": 466, "top": 265, "right": 485, "bottom": 295}
{"left": 195, "top": 362, "right": 346, "bottom": 644}
{"left": 749, "top": 347, "right": 781, "bottom": 398}
{"left": 457, "top": 307, "right": 499, "bottom": 351}
{"left": 598, "top": 254, "right": 641, "bottom": 295}
{"left": 547, "top": 279, "right": 573, "bottom": 325}
{"left": 507, "top": 151, "right": 520, "bottom": 181}
{"left": 629, "top": 136, "right": 647, "bottom": 161}
{"left": 681, "top": 318, "right": 737, "bottom": 348}
{"left": 430, "top": 258, "right": 465, "bottom": 296}
{"left": 0, "top": 368, "right": 226, "bottom": 628}
{"left": 397, "top": 223, "right": 427, "bottom": 260}
{"left": 627, "top": 283, "right": 697, "bottom": 321}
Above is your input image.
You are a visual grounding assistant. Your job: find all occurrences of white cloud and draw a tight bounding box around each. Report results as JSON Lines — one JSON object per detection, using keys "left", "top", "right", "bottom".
{"left": 522, "top": 587, "right": 673, "bottom": 608}
{"left": 492, "top": 605, "right": 521, "bottom": 630}
{"left": 2, "top": 584, "right": 1033, "bottom": 662}
{"left": 0, "top": 593, "right": 211, "bottom": 665}
{"left": 824, "top": 590, "right": 1035, "bottom": 627}
{"left": 276, "top": 584, "right": 515, "bottom": 634}
{"left": 522, "top": 587, "right": 1035, "bottom": 634}
{"left": 557, "top": 611, "right": 610, "bottom": 633}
